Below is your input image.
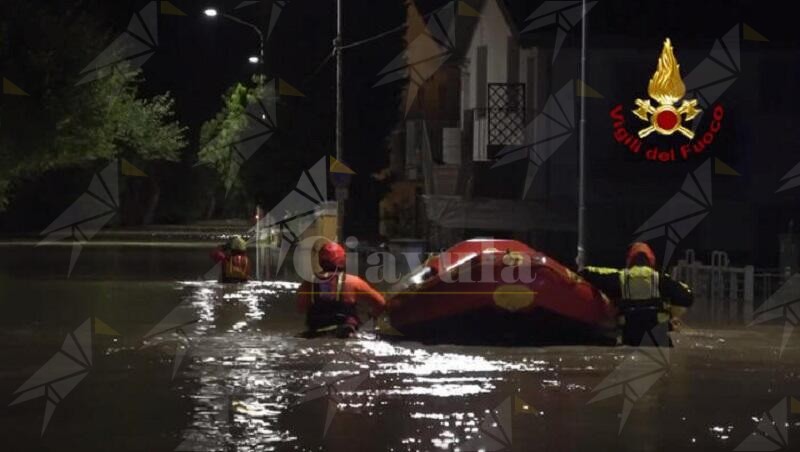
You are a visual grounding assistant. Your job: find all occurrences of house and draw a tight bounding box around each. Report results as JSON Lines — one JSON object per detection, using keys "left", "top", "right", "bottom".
{"left": 379, "top": 0, "right": 577, "bottom": 258}
{"left": 379, "top": 0, "right": 793, "bottom": 269}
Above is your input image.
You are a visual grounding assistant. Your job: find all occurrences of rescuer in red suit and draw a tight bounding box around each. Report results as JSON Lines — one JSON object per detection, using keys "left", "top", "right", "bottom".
{"left": 210, "top": 235, "right": 251, "bottom": 283}
{"left": 296, "top": 241, "right": 386, "bottom": 338}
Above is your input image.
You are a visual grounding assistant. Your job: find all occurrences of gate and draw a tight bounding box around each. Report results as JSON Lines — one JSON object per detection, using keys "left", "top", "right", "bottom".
{"left": 671, "top": 250, "right": 792, "bottom": 324}
{"left": 671, "top": 250, "right": 754, "bottom": 324}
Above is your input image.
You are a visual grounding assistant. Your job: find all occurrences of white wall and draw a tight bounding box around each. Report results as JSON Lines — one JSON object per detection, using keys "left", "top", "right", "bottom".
{"left": 461, "top": 1, "right": 538, "bottom": 161}
{"left": 462, "top": 0, "right": 513, "bottom": 113}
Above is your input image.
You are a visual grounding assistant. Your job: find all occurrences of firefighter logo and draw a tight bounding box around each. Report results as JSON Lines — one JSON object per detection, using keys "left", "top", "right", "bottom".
{"left": 633, "top": 38, "right": 700, "bottom": 139}
{"left": 610, "top": 37, "right": 725, "bottom": 163}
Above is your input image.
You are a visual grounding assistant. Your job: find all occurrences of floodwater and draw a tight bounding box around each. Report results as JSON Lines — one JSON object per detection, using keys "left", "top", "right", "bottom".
{"left": 1, "top": 244, "right": 799, "bottom": 451}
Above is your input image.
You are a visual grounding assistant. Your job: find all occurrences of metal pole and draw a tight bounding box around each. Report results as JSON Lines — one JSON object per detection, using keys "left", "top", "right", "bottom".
{"left": 255, "top": 206, "right": 261, "bottom": 280}
{"left": 576, "top": 0, "right": 588, "bottom": 271}
{"left": 265, "top": 214, "right": 272, "bottom": 279}
{"left": 335, "top": 0, "right": 345, "bottom": 242}
{"left": 259, "top": 31, "right": 264, "bottom": 69}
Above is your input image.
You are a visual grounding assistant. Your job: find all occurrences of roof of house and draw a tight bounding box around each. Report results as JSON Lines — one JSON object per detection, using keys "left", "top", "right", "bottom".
{"left": 408, "top": 0, "right": 535, "bottom": 67}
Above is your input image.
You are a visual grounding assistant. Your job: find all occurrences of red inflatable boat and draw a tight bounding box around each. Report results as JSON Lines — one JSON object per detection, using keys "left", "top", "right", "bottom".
{"left": 378, "top": 239, "right": 618, "bottom": 345}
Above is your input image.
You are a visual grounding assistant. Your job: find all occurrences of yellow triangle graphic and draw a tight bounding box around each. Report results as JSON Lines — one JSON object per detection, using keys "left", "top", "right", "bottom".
{"left": 743, "top": 24, "right": 768, "bottom": 42}
{"left": 329, "top": 156, "right": 356, "bottom": 175}
{"left": 576, "top": 79, "right": 603, "bottom": 99}
{"left": 714, "top": 158, "right": 740, "bottom": 176}
{"left": 121, "top": 159, "right": 148, "bottom": 177}
{"left": 405, "top": 0, "right": 427, "bottom": 41}
{"left": 515, "top": 396, "right": 535, "bottom": 414}
{"left": 94, "top": 318, "right": 120, "bottom": 336}
{"left": 279, "top": 79, "right": 305, "bottom": 97}
{"left": 160, "top": 1, "right": 187, "bottom": 16}
{"left": 375, "top": 314, "right": 404, "bottom": 336}
{"left": 457, "top": 1, "right": 481, "bottom": 17}
{"left": 3, "top": 78, "right": 29, "bottom": 96}
{"left": 791, "top": 397, "right": 800, "bottom": 414}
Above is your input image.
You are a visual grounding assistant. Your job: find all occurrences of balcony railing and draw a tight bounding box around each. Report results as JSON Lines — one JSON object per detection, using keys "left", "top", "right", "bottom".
{"left": 471, "top": 83, "right": 527, "bottom": 161}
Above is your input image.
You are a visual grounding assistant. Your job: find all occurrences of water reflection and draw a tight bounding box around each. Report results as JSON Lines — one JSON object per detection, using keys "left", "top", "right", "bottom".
{"left": 157, "top": 278, "right": 800, "bottom": 451}
{"left": 164, "top": 280, "right": 608, "bottom": 450}
{"left": 4, "top": 244, "right": 796, "bottom": 451}
{"left": 7, "top": 273, "right": 794, "bottom": 451}
{"left": 166, "top": 281, "right": 302, "bottom": 450}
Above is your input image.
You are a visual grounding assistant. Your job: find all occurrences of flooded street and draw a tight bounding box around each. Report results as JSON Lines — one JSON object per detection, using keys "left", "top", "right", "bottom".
{"left": 5, "top": 0, "right": 800, "bottom": 450}
{"left": 1, "top": 244, "right": 799, "bottom": 451}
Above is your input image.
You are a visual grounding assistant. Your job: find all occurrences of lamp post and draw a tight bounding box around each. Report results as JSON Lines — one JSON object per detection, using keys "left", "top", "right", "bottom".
{"left": 205, "top": 7, "right": 266, "bottom": 279}
{"left": 204, "top": 8, "right": 265, "bottom": 71}
{"left": 576, "top": 0, "right": 588, "bottom": 271}
{"left": 335, "top": 0, "right": 345, "bottom": 242}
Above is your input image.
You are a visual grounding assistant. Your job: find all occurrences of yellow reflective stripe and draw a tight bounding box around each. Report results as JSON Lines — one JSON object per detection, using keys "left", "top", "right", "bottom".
{"left": 625, "top": 266, "right": 655, "bottom": 277}
{"left": 585, "top": 266, "right": 620, "bottom": 275}
{"left": 336, "top": 272, "right": 344, "bottom": 302}
{"left": 619, "top": 270, "right": 626, "bottom": 298}
{"left": 225, "top": 259, "right": 247, "bottom": 280}
{"left": 311, "top": 274, "right": 344, "bottom": 303}
{"left": 653, "top": 271, "right": 660, "bottom": 298}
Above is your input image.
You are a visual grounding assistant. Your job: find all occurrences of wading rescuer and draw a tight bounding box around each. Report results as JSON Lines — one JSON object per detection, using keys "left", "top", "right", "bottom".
{"left": 210, "top": 235, "right": 251, "bottom": 283}
{"left": 296, "top": 241, "right": 386, "bottom": 338}
{"left": 579, "top": 242, "right": 693, "bottom": 346}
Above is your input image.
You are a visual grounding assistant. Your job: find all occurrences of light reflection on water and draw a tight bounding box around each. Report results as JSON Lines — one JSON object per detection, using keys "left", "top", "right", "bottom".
{"left": 4, "top": 267, "right": 798, "bottom": 452}
{"left": 166, "top": 280, "right": 580, "bottom": 450}
{"left": 151, "top": 280, "right": 800, "bottom": 452}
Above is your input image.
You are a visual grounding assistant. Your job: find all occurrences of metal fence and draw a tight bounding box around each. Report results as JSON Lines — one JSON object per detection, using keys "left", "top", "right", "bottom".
{"left": 487, "top": 83, "right": 526, "bottom": 146}
{"left": 671, "top": 250, "right": 787, "bottom": 324}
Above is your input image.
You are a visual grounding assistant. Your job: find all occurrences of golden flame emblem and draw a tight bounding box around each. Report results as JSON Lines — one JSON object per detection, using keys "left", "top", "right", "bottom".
{"left": 633, "top": 38, "right": 700, "bottom": 139}
{"left": 648, "top": 38, "right": 685, "bottom": 105}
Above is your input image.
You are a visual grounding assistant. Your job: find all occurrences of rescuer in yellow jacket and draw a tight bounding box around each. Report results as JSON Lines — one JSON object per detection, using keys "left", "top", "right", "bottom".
{"left": 579, "top": 242, "right": 693, "bottom": 346}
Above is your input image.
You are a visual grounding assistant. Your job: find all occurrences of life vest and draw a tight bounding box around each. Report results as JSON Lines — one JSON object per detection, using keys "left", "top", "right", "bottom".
{"left": 618, "top": 265, "right": 670, "bottom": 323}
{"left": 619, "top": 266, "right": 660, "bottom": 301}
{"left": 307, "top": 273, "right": 358, "bottom": 331}
{"left": 222, "top": 254, "right": 250, "bottom": 282}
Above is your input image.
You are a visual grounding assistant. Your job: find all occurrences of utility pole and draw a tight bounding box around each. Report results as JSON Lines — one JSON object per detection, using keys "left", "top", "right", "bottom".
{"left": 255, "top": 205, "right": 261, "bottom": 280}
{"left": 576, "top": 0, "right": 588, "bottom": 271}
{"left": 335, "top": 0, "right": 345, "bottom": 242}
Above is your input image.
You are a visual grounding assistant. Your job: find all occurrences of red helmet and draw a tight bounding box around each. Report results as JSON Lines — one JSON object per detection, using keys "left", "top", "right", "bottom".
{"left": 318, "top": 241, "right": 346, "bottom": 272}
{"left": 626, "top": 242, "right": 656, "bottom": 268}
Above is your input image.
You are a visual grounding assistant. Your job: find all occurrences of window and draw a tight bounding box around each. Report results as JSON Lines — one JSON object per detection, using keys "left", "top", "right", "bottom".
{"left": 476, "top": 45, "right": 488, "bottom": 115}
{"left": 526, "top": 54, "right": 538, "bottom": 114}
{"left": 507, "top": 37, "right": 519, "bottom": 84}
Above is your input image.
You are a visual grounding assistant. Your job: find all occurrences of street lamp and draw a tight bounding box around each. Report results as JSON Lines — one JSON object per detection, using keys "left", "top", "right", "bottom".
{"left": 203, "top": 7, "right": 264, "bottom": 70}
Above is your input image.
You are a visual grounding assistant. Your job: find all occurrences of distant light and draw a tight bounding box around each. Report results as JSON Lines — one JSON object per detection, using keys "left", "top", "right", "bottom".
{"left": 248, "top": 56, "right": 260, "bottom": 64}
{"left": 203, "top": 8, "right": 218, "bottom": 17}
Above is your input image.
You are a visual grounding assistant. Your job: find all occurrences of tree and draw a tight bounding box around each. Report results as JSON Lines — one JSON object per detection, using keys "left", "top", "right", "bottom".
{"left": 0, "top": 0, "right": 187, "bottom": 215}
{"left": 197, "top": 76, "right": 268, "bottom": 217}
